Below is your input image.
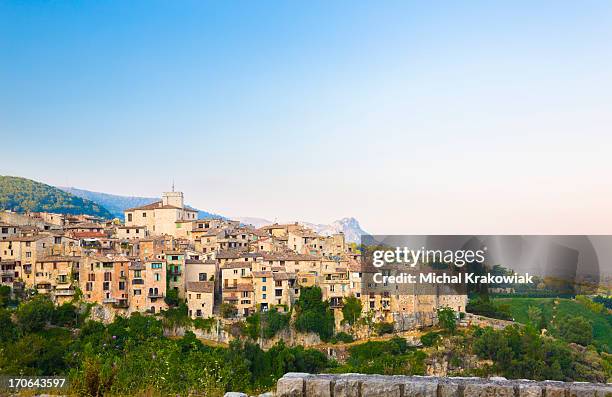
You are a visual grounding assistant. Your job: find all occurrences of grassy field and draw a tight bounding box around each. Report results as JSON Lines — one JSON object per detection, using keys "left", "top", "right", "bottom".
{"left": 493, "top": 297, "right": 612, "bottom": 351}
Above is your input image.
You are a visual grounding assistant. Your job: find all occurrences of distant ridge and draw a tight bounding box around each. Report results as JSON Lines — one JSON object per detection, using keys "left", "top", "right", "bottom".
{"left": 234, "top": 216, "right": 368, "bottom": 243}
{"left": 59, "top": 187, "right": 223, "bottom": 220}
{"left": 0, "top": 176, "right": 113, "bottom": 219}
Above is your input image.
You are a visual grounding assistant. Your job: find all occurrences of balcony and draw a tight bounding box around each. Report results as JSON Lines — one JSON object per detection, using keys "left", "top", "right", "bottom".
{"left": 103, "top": 297, "right": 118, "bottom": 304}
{"left": 148, "top": 292, "right": 164, "bottom": 299}
{"left": 168, "top": 269, "right": 182, "bottom": 276}
{"left": 113, "top": 299, "right": 128, "bottom": 308}
{"left": 56, "top": 277, "right": 70, "bottom": 284}
{"left": 132, "top": 278, "right": 144, "bottom": 285}
{"left": 0, "top": 269, "right": 14, "bottom": 276}
{"left": 54, "top": 289, "right": 75, "bottom": 296}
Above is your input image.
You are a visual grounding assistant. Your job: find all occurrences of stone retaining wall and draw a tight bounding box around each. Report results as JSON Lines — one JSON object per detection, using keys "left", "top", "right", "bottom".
{"left": 276, "top": 373, "right": 612, "bottom": 397}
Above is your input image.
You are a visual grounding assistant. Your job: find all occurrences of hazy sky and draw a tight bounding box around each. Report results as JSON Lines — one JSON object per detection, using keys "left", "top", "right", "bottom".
{"left": 2, "top": 1, "right": 612, "bottom": 234}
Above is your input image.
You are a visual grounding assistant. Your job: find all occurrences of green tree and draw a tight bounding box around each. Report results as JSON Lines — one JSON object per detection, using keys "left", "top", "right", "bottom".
{"left": 16, "top": 295, "right": 54, "bottom": 333}
{"left": 294, "top": 286, "right": 335, "bottom": 342}
{"left": 0, "top": 308, "right": 17, "bottom": 343}
{"left": 527, "top": 305, "right": 544, "bottom": 329}
{"left": 437, "top": 306, "right": 457, "bottom": 334}
{"left": 341, "top": 295, "right": 362, "bottom": 326}
{"left": 164, "top": 288, "right": 180, "bottom": 307}
{"left": 557, "top": 315, "right": 593, "bottom": 346}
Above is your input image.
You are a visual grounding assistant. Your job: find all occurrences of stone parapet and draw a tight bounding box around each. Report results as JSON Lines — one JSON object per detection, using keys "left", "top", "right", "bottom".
{"left": 275, "top": 373, "right": 612, "bottom": 397}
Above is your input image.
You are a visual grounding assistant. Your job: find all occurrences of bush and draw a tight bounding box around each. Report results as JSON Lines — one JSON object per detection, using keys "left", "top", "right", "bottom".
{"left": 437, "top": 307, "right": 456, "bottom": 333}
{"left": 556, "top": 315, "right": 593, "bottom": 346}
{"left": 420, "top": 331, "right": 440, "bottom": 347}
{"left": 341, "top": 295, "right": 362, "bottom": 326}
{"left": 220, "top": 303, "right": 238, "bottom": 319}
{"left": 374, "top": 322, "right": 394, "bottom": 335}
{"left": 331, "top": 332, "right": 354, "bottom": 344}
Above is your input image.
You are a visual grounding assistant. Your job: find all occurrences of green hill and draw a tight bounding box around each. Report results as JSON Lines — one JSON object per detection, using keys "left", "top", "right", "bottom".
{"left": 493, "top": 297, "right": 612, "bottom": 352}
{"left": 0, "top": 176, "right": 113, "bottom": 219}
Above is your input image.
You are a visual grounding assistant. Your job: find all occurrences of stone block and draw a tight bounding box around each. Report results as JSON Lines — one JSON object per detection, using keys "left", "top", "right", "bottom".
{"left": 403, "top": 378, "right": 439, "bottom": 397}
{"left": 360, "top": 377, "right": 401, "bottom": 397}
{"left": 276, "top": 375, "right": 305, "bottom": 397}
{"left": 463, "top": 382, "right": 496, "bottom": 397}
{"left": 517, "top": 383, "right": 541, "bottom": 397}
{"left": 305, "top": 377, "right": 332, "bottom": 397}
{"left": 334, "top": 375, "right": 361, "bottom": 397}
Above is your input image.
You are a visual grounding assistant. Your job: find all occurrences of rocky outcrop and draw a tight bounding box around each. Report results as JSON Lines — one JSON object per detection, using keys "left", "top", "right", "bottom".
{"left": 275, "top": 373, "right": 612, "bottom": 397}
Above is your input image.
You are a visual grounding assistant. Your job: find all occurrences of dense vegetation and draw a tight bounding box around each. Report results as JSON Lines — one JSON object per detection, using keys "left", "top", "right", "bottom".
{"left": 1, "top": 289, "right": 610, "bottom": 395}
{"left": 0, "top": 176, "right": 113, "bottom": 219}
{"left": 493, "top": 297, "right": 612, "bottom": 352}
{"left": 471, "top": 325, "right": 610, "bottom": 382}
{"left": 294, "top": 286, "right": 335, "bottom": 342}
{"left": 0, "top": 296, "right": 329, "bottom": 396}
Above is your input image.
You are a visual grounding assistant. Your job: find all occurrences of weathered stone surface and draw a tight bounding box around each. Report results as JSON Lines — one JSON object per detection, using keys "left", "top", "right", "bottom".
{"left": 334, "top": 375, "right": 361, "bottom": 397}
{"left": 304, "top": 377, "right": 332, "bottom": 397}
{"left": 517, "top": 383, "right": 542, "bottom": 397}
{"left": 494, "top": 384, "right": 515, "bottom": 397}
{"left": 543, "top": 382, "right": 568, "bottom": 397}
{"left": 360, "top": 377, "right": 401, "bottom": 397}
{"left": 439, "top": 381, "right": 461, "bottom": 397}
{"left": 463, "top": 382, "right": 496, "bottom": 397}
{"left": 223, "top": 393, "right": 247, "bottom": 397}
{"left": 403, "top": 378, "right": 438, "bottom": 397}
{"left": 569, "top": 384, "right": 598, "bottom": 397}
{"left": 276, "top": 375, "right": 305, "bottom": 397}
{"left": 274, "top": 374, "right": 611, "bottom": 397}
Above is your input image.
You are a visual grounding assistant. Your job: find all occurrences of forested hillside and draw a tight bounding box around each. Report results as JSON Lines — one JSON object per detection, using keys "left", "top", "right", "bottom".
{"left": 0, "top": 176, "right": 113, "bottom": 219}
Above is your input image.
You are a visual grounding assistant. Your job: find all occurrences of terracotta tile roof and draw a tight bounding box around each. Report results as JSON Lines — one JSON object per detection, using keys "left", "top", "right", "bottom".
{"left": 221, "top": 261, "right": 252, "bottom": 270}
{"left": 37, "top": 255, "right": 81, "bottom": 262}
{"left": 73, "top": 231, "right": 106, "bottom": 239}
{"left": 252, "top": 271, "right": 273, "bottom": 278}
{"left": 186, "top": 281, "right": 214, "bottom": 293}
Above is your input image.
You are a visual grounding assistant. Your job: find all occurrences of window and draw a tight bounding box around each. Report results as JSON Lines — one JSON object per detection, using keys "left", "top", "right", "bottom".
{"left": 119, "top": 281, "right": 125, "bottom": 290}
{"left": 128, "top": 213, "right": 132, "bottom": 222}
{"left": 26, "top": 252, "right": 31, "bottom": 258}
{"left": 196, "top": 293, "right": 201, "bottom": 299}
{"left": 262, "top": 293, "right": 267, "bottom": 299}
{"left": 86, "top": 282, "right": 92, "bottom": 291}
{"left": 142, "top": 213, "right": 146, "bottom": 218}
{"left": 151, "top": 263, "right": 162, "bottom": 269}
{"left": 262, "top": 286, "right": 267, "bottom": 291}
{"left": 262, "top": 277, "right": 267, "bottom": 282}
{"left": 199, "top": 273, "right": 207, "bottom": 281}
{"left": 155, "top": 273, "right": 160, "bottom": 281}
{"left": 104, "top": 272, "right": 112, "bottom": 281}
{"left": 134, "top": 289, "right": 141, "bottom": 295}
{"left": 103, "top": 282, "right": 110, "bottom": 291}
{"left": 88, "top": 274, "right": 95, "bottom": 282}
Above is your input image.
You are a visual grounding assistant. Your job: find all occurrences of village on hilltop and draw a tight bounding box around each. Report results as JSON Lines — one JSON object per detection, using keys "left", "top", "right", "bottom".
{"left": 0, "top": 189, "right": 466, "bottom": 329}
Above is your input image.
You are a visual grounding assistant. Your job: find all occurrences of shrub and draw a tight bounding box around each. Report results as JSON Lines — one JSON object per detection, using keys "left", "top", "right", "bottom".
{"left": 420, "top": 331, "right": 440, "bottom": 347}
{"left": 331, "top": 332, "right": 354, "bottom": 344}
{"left": 374, "top": 321, "right": 394, "bottom": 335}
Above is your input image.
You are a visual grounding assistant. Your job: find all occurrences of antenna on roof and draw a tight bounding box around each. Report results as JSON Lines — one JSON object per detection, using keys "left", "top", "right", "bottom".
{"left": 172, "top": 179, "right": 175, "bottom": 192}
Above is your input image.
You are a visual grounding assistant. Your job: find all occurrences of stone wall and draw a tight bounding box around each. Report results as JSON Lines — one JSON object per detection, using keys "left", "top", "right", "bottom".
{"left": 275, "top": 373, "right": 612, "bottom": 397}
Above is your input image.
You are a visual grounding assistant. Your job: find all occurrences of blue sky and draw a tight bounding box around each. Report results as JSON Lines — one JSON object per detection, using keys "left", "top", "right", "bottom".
{"left": 2, "top": 1, "right": 612, "bottom": 234}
